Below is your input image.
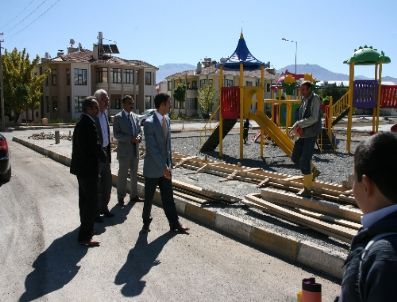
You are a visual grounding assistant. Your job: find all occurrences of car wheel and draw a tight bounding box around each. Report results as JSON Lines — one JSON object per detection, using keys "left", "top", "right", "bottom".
{"left": 1, "top": 167, "right": 11, "bottom": 183}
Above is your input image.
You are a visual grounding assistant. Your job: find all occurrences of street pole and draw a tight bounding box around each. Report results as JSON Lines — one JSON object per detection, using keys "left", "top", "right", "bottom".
{"left": 0, "top": 33, "right": 5, "bottom": 130}
{"left": 282, "top": 37, "right": 298, "bottom": 75}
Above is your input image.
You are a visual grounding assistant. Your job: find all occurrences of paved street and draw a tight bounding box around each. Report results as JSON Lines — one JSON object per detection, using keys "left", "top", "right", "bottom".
{"left": 0, "top": 137, "right": 341, "bottom": 301}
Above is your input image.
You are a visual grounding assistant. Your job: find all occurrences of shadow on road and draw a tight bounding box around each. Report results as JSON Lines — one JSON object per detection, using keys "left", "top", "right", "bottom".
{"left": 95, "top": 201, "right": 136, "bottom": 236}
{"left": 19, "top": 228, "right": 88, "bottom": 302}
{"left": 115, "top": 231, "right": 174, "bottom": 297}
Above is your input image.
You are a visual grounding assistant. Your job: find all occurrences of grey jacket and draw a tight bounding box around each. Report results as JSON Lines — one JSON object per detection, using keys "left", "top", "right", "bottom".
{"left": 113, "top": 110, "right": 141, "bottom": 159}
{"left": 296, "top": 93, "right": 322, "bottom": 138}
{"left": 143, "top": 113, "right": 172, "bottom": 178}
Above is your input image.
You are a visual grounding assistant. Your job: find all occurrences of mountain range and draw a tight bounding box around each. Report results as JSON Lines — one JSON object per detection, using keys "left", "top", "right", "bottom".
{"left": 157, "top": 63, "right": 397, "bottom": 84}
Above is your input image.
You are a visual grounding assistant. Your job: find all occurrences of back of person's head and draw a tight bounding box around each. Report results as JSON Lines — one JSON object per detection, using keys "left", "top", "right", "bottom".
{"left": 154, "top": 93, "right": 170, "bottom": 109}
{"left": 82, "top": 96, "right": 98, "bottom": 113}
{"left": 354, "top": 132, "right": 397, "bottom": 203}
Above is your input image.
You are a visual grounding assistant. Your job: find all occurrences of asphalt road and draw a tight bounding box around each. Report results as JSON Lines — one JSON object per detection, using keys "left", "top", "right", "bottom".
{"left": 0, "top": 139, "right": 341, "bottom": 301}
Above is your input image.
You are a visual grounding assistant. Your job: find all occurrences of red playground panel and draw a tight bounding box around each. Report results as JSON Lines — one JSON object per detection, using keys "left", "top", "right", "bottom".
{"left": 381, "top": 85, "right": 397, "bottom": 108}
{"left": 221, "top": 86, "right": 240, "bottom": 119}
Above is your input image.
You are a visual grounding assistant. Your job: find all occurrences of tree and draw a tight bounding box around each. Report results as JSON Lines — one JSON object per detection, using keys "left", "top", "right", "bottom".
{"left": 173, "top": 82, "right": 187, "bottom": 116}
{"left": 320, "top": 83, "right": 348, "bottom": 104}
{"left": 198, "top": 83, "right": 216, "bottom": 118}
{"left": 2, "top": 48, "right": 48, "bottom": 122}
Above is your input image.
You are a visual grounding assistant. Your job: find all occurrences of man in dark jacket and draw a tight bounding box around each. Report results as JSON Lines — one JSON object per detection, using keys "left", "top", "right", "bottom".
{"left": 70, "top": 97, "right": 105, "bottom": 247}
{"left": 336, "top": 132, "right": 397, "bottom": 302}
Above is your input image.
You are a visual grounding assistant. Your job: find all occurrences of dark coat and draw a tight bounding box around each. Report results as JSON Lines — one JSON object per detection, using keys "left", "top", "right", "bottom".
{"left": 70, "top": 114, "right": 105, "bottom": 177}
{"left": 338, "top": 210, "right": 397, "bottom": 302}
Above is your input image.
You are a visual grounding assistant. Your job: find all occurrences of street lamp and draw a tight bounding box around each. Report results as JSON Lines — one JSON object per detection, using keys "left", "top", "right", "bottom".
{"left": 282, "top": 37, "right": 298, "bottom": 75}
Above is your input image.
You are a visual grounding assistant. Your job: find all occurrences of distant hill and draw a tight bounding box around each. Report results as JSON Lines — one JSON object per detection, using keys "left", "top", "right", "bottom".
{"left": 157, "top": 63, "right": 196, "bottom": 83}
{"left": 277, "top": 64, "right": 397, "bottom": 83}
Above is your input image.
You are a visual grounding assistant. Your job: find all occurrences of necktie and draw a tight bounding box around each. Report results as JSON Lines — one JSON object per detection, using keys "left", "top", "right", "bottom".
{"left": 162, "top": 117, "right": 168, "bottom": 140}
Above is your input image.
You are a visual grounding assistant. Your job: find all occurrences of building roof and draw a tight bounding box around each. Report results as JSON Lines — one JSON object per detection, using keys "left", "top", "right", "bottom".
{"left": 50, "top": 49, "right": 158, "bottom": 69}
{"left": 165, "top": 65, "right": 277, "bottom": 80}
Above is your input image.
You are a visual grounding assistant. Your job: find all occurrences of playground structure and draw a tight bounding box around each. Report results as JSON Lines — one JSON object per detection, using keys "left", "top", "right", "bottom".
{"left": 200, "top": 33, "right": 297, "bottom": 159}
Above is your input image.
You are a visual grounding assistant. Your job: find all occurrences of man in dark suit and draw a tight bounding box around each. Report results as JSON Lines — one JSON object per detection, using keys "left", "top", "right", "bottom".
{"left": 141, "top": 93, "right": 189, "bottom": 234}
{"left": 113, "top": 95, "right": 143, "bottom": 206}
{"left": 94, "top": 89, "right": 113, "bottom": 220}
{"left": 70, "top": 97, "right": 105, "bottom": 247}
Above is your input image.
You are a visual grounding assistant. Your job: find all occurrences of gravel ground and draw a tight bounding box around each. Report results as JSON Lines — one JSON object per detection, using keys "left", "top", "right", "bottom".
{"left": 171, "top": 132, "right": 361, "bottom": 185}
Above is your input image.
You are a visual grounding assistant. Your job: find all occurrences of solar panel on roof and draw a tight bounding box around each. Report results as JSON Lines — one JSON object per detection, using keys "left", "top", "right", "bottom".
{"left": 110, "top": 44, "right": 119, "bottom": 54}
{"left": 102, "top": 45, "right": 111, "bottom": 53}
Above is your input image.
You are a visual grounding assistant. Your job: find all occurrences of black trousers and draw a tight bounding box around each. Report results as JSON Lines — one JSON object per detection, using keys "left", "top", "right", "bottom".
{"left": 142, "top": 176, "right": 179, "bottom": 226}
{"left": 291, "top": 136, "right": 316, "bottom": 174}
{"left": 77, "top": 176, "right": 98, "bottom": 241}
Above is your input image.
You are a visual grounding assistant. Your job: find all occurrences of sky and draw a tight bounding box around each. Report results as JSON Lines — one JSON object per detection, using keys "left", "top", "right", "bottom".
{"left": 1, "top": 0, "right": 397, "bottom": 78}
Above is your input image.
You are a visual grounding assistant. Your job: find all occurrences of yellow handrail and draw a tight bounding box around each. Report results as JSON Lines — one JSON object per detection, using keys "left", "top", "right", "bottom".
{"left": 199, "top": 105, "right": 220, "bottom": 146}
{"left": 332, "top": 91, "right": 349, "bottom": 120}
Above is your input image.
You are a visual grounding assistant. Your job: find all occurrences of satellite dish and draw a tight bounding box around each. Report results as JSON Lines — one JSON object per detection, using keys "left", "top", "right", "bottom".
{"left": 70, "top": 39, "right": 75, "bottom": 46}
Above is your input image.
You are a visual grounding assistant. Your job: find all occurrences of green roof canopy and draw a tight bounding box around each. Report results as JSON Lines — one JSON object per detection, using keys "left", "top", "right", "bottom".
{"left": 344, "top": 46, "right": 391, "bottom": 65}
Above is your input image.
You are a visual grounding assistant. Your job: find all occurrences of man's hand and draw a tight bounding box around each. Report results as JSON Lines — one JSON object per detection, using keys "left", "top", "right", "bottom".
{"left": 163, "top": 167, "right": 172, "bottom": 180}
{"left": 132, "top": 135, "right": 142, "bottom": 144}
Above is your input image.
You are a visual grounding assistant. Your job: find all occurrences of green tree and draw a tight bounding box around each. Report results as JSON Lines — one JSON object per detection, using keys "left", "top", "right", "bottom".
{"left": 198, "top": 83, "right": 216, "bottom": 118}
{"left": 2, "top": 48, "right": 48, "bottom": 122}
{"left": 173, "top": 82, "right": 187, "bottom": 116}
{"left": 320, "top": 83, "right": 348, "bottom": 104}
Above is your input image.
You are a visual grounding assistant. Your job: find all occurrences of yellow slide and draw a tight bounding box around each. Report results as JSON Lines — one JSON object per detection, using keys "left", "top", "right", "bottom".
{"left": 247, "top": 112, "right": 294, "bottom": 157}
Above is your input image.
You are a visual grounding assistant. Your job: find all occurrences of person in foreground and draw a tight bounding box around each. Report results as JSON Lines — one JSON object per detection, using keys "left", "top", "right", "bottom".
{"left": 113, "top": 95, "right": 143, "bottom": 206}
{"left": 141, "top": 93, "right": 189, "bottom": 234}
{"left": 290, "top": 81, "right": 322, "bottom": 196}
{"left": 336, "top": 132, "right": 397, "bottom": 302}
{"left": 70, "top": 97, "right": 105, "bottom": 247}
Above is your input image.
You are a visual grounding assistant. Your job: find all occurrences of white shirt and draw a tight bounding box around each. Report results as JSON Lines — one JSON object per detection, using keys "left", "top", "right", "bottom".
{"left": 97, "top": 111, "right": 109, "bottom": 147}
{"left": 155, "top": 110, "right": 165, "bottom": 125}
{"left": 362, "top": 204, "right": 397, "bottom": 229}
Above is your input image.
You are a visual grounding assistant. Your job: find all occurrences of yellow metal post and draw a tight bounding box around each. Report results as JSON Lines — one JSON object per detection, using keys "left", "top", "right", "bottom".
{"left": 219, "top": 66, "right": 224, "bottom": 157}
{"left": 372, "top": 64, "right": 378, "bottom": 132}
{"left": 239, "top": 63, "right": 244, "bottom": 160}
{"left": 259, "top": 65, "right": 265, "bottom": 157}
{"left": 376, "top": 63, "right": 382, "bottom": 132}
{"left": 347, "top": 63, "right": 355, "bottom": 153}
{"left": 328, "top": 96, "right": 333, "bottom": 141}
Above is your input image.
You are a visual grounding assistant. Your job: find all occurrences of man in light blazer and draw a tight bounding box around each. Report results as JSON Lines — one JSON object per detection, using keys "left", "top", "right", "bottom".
{"left": 113, "top": 95, "right": 144, "bottom": 206}
{"left": 141, "top": 93, "right": 189, "bottom": 234}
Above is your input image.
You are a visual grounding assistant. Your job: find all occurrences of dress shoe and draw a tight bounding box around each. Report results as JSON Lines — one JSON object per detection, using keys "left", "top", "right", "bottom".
{"left": 118, "top": 197, "right": 125, "bottom": 206}
{"left": 170, "top": 222, "right": 190, "bottom": 234}
{"left": 102, "top": 210, "right": 114, "bottom": 218}
{"left": 95, "top": 216, "right": 104, "bottom": 223}
{"left": 141, "top": 218, "right": 153, "bottom": 233}
{"left": 79, "top": 239, "right": 100, "bottom": 247}
{"left": 130, "top": 196, "right": 144, "bottom": 203}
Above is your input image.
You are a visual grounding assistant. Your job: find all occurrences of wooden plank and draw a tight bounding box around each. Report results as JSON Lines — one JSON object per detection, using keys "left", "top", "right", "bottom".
{"left": 261, "top": 188, "right": 362, "bottom": 223}
{"left": 297, "top": 208, "right": 361, "bottom": 230}
{"left": 244, "top": 194, "right": 356, "bottom": 243}
{"left": 257, "top": 177, "right": 270, "bottom": 188}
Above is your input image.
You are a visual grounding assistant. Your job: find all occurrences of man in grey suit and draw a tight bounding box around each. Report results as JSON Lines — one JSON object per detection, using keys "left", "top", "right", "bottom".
{"left": 141, "top": 93, "right": 189, "bottom": 234}
{"left": 113, "top": 95, "right": 144, "bottom": 206}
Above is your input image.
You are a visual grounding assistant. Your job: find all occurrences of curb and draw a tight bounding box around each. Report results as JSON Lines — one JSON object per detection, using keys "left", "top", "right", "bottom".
{"left": 12, "top": 136, "right": 345, "bottom": 280}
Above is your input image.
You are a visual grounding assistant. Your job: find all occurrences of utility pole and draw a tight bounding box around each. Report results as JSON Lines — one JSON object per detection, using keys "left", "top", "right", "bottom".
{"left": 0, "top": 33, "right": 5, "bottom": 130}
{"left": 282, "top": 37, "right": 298, "bottom": 75}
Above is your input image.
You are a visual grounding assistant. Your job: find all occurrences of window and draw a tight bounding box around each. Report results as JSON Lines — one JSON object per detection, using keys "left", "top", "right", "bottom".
{"left": 266, "top": 83, "right": 271, "bottom": 92}
{"left": 191, "top": 81, "right": 197, "bottom": 89}
{"left": 167, "top": 81, "right": 172, "bottom": 91}
{"left": 51, "top": 96, "right": 58, "bottom": 112}
{"left": 199, "top": 79, "right": 207, "bottom": 87}
{"left": 136, "top": 70, "right": 139, "bottom": 84}
{"left": 145, "top": 96, "right": 152, "bottom": 109}
{"left": 74, "top": 96, "right": 86, "bottom": 112}
{"left": 224, "top": 79, "right": 233, "bottom": 87}
{"left": 66, "top": 69, "right": 70, "bottom": 85}
{"left": 246, "top": 81, "right": 252, "bottom": 86}
{"left": 111, "top": 96, "right": 121, "bottom": 109}
{"left": 188, "top": 98, "right": 198, "bottom": 110}
{"left": 96, "top": 67, "right": 108, "bottom": 83}
{"left": 67, "top": 96, "right": 71, "bottom": 113}
{"left": 124, "top": 69, "right": 134, "bottom": 84}
{"left": 51, "top": 69, "right": 57, "bottom": 86}
{"left": 74, "top": 68, "right": 87, "bottom": 85}
{"left": 112, "top": 68, "right": 122, "bottom": 83}
{"left": 255, "top": 79, "right": 260, "bottom": 86}
{"left": 145, "top": 72, "right": 152, "bottom": 85}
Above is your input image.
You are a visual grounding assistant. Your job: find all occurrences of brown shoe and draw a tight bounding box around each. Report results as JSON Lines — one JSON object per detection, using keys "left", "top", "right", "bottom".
{"left": 79, "top": 239, "right": 100, "bottom": 247}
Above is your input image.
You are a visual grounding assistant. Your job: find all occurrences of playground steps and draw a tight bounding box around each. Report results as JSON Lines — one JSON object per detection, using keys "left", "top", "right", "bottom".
{"left": 332, "top": 106, "right": 350, "bottom": 126}
{"left": 200, "top": 119, "right": 237, "bottom": 152}
{"left": 317, "top": 128, "right": 336, "bottom": 153}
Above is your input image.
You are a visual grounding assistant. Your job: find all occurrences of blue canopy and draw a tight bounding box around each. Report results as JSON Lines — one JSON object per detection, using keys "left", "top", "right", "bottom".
{"left": 218, "top": 33, "right": 269, "bottom": 71}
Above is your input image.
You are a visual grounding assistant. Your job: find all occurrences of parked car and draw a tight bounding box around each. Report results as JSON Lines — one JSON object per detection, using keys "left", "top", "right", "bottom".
{"left": 0, "top": 134, "right": 11, "bottom": 183}
{"left": 137, "top": 109, "right": 156, "bottom": 126}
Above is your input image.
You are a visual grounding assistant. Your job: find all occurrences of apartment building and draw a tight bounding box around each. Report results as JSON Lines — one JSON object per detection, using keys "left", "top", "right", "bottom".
{"left": 40, "top": 32, "right": 158, "bottom": 122}
{"left": 161, "top": 58, "right": 277, "bottom": 117}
